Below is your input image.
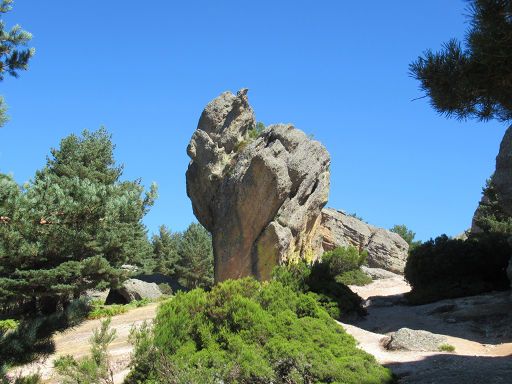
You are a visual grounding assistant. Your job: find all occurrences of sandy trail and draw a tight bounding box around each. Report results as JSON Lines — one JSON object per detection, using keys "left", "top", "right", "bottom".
{"left": 10, "top": 303, "right": 159, "bottom": 384}
{"left": 342, "top": 277, "right": 512, "bottom": 383}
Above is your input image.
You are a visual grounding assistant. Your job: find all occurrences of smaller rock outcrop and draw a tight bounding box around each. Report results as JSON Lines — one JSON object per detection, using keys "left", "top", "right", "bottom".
{"left": 383, "top": 328, "right": 447, "bottom": 352}
{"left": 472, "top": 125, "right": 512, "bottom": 233}
{"left": 106, "top": 279, "right": 162, "bottom": 304}
{"left": 313, "top": 208, "right": 409, "bottom": 274}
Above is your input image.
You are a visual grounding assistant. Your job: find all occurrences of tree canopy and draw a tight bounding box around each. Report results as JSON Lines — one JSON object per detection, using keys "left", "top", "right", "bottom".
{"left": 410, "top": 0, "right": 512, "bottom": 122}
{"left": 0, "top": 0, "right": 35, "bottom": 126}
{"left": 0, "top": 128, "right": 156, "bottom": 313}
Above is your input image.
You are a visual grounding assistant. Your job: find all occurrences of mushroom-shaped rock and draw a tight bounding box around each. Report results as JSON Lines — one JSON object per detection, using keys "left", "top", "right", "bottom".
{"left": 186, "top": 90, "right": 330, "bottom": 282}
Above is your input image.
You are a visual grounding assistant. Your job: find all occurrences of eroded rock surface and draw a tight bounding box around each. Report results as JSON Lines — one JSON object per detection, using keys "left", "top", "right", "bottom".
{"left": 313, "top": 208, "right": 409, "bottom": 274}
{"left": 383, "top": 328, "right": 447, "bottom": 352}
{"left": 186, "top": 89, "right": 330, "bottom": 282}
{"left": 472, "top": 125, "right": 512, "bottom": 232}
{"left": 107, "top": 279, "right": 162, "bottom": 303}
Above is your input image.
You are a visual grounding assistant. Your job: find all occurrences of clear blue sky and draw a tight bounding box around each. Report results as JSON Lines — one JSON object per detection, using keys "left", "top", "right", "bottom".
{"left": 0, "top": 1, "right": 508, "bottom": 241}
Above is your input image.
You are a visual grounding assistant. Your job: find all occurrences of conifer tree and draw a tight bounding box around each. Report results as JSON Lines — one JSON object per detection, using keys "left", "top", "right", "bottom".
{"left": 0, "top": 0, "right": 35, "bottom": 126}
{"left": 410, "top": 0, "right": 512, "bottom": 122}
{"left": 151, "top": 225, "right": 181, "bottom": 276}
{"left": 175, "top": 223, "right": 213, "bottom": 289}
{"left": 0, "top": 128, "right": 156, "bottom": 313}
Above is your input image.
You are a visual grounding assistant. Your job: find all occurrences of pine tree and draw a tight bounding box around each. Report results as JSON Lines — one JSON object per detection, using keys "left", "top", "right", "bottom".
{"left": 175, "top": 223, "right": 213, "bottom": 290}
{"left": 0, "top": 0, "right": 35, "bottom": 126}
{"left": 0, "top": 128, "right": 156, "bottom": 314}
{"left": 410, "top": 0, "right": 512, "bottom": 122}
{"left": 151, "top": 225, "right": 181, "bottom": 276}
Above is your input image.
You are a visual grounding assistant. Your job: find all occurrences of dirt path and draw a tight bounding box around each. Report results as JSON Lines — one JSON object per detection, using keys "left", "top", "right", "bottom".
{"left": 343, "top": 277, "right": 512, "bottom": 383}
{"left": 10, "top": 303, "right": 159, "bottom": 384}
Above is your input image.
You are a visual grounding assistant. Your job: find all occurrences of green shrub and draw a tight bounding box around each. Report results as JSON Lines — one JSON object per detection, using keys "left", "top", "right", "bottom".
{"left": 126, "top": 278, "right": 392, "bottom": 384}
{"left": 0, "top": 319, "right": 18, "bottom": 334}
{"left": 272, "top": 246, "right": 370, "bottom": 319}
{"left": 438, "top": 343, "right": 455, "bottom": 352}
{"left": 54, "top": 318, "right": 116, "bottom": 384}
{"left": 0, "top": 299, "right": 89, "bottom": 367}
{"left": 322, "top": 246, "right": 368, "bottom": 276}
{"left": 405, "top": 233, "right": 510, "bottom": 304}
{"left": 157, "top": 283, "right": 173, "bottom": 296}
{"left": 87, "top": 299, "right": 152, "bottom": 320}
{"left": 336, "top": 269, "right": 373, "bottom": 286}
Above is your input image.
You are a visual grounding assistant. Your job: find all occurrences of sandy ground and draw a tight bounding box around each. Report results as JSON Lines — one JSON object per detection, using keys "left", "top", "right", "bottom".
{"left": 343, "top": 277, "right": 512, "bottom": 383}
{"left": 11, "top": 277, "right": 512, "bottom": 384}
{"left": 9, "top": 303, "right": 159, "bottom": 384}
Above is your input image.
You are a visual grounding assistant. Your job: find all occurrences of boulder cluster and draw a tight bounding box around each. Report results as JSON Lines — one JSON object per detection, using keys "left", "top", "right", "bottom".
{"left": 186, "top": 89, "right": 409, "bottom": 282}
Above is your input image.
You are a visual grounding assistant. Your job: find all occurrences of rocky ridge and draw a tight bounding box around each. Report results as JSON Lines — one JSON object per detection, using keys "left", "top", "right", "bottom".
{"left": 313, "top": 208, "right": 409, "bottom": 274}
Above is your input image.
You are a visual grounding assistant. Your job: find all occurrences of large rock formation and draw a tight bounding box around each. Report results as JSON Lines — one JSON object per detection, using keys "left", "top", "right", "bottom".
{"left": 472, "top": 126, "right": 512, "bottom": 233}
{"left": 470, "top": 126, "right": 512, "bottom": 288}
{"left": 312, "top": 208, "right": 409, "bottom": 274}
{"left": 186, "top": 89, "right": 330, "bottom": 282}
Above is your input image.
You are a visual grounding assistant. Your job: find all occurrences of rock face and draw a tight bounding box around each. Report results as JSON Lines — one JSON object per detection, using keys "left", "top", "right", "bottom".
{"left": 383, "top": 328, "right": 447, "bottom": 352}
{"left": 107, "top": 279, "right": 162, "bottom": 304}
{"left": 472, "top": 125, "right": 512, "bottom": 232}
{"left": 186, "top": 89, "right": 330, "bottom": 282}
{"left": 313, "top": 208, "right": 409, "bottom": 274}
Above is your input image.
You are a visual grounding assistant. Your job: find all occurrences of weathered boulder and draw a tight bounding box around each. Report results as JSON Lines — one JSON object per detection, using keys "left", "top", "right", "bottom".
{"left": 472, "top": 125, "right": 512, "bottom": 232}
{"left": 312, "top": 208, "right": 409, "bottom": 274}
{"left": 186, "top": 89, "right": 330, "bottom": 282}
{"left": 106, "top": 278, "right": 162, "bottom": 304}
{"left": 383, "top": 328, "right": 447, "bottom": 352}
{"left": 361, "top": 266, "right": 400, "bottom": 280}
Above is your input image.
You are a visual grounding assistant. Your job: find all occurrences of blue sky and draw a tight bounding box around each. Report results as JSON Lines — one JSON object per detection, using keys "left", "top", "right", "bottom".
{"left": 0, "top": 1, "right": 507, "bottom": 241}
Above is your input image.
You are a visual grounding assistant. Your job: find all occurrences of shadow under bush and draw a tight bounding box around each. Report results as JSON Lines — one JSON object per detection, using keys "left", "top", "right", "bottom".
{"left": 405, "top": 233, "right": 510, "bottom": 305}
{"left": 272, "top": 247, "right": 368, "bottom": 319}
{"left": 0, "top": 299, "right": 90, "bottom": 369}
{"left": 125, "top": 278, "right": 392, "bottom": 384}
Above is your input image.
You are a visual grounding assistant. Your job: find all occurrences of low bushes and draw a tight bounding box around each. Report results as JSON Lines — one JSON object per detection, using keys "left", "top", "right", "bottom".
{"left": 272, "top": 246, "right": 370, "bottom": 319}
{"left": 87, "top": 298, "right": 152, "bottom": 320}
{"left": 405, "top": 233, "right": 510, "bottom": 304}
{"left": 125, "top": 278, "right": 393, "bottom": 384}
{"left": 54, "top": 318, "right": 116, "bottom": 384}
{"left": 0, "top": 299, "right": 90, "bottom": 377}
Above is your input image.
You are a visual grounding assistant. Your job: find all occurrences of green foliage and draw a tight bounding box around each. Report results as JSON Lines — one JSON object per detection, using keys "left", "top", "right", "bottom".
{"left": 474, "top": 178, "right": 512, "bottom": 234}
{"left": 151, "top": 225, "right": 181, "bottom": 276}
{"left": 248, "top": 121, "right": 266, "bottom": 139}
{"left": 148, "top": 223, "right": 214, "bottom": 290}
{"left": 438, "top": 343, "right": 455, "bottom": 352}
{"left": 390, "top": 224, "right": 422, "bottom": 251}
{"left": 405, "top": 233, "right": 511, "bottom": 304}
{"left": 87, "top": 299, "right": 151, "bottom": 320}
{"left": 322, "top": 246, "right": 368, "bottom": 276}
{"left": 1, "top": 372, "right": 43, "bottom": 384}
{"left": 410, "top": 0, "right": 512, "bottom": 122}
{"left": 54, "top": 318, "right": 116, "bottom": 384}
{"left": 0, "top": 128, "right": 156, "bottom": 313}
{"left": 175, "top": 223, "right": 214, "bottom": 290}
{"left": 0, "top": 299, "right": 89, "bottom": 371}
{"left": 234, "top": 122, "right": 266, "bottom": 153}
{"left": 335, "top": 269, "right": 373, "bottom": 286}
{"left": 0, "top": 319, "right": 17, "bottom": 334}
{"left": 272, "top": 247, "right": 368, "bottom": 319}
{"left": 126, "top": 278, "right": 392, "bottom": 384}
{"left": 0, "top": 0, "right": 35, "bottom": 127}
